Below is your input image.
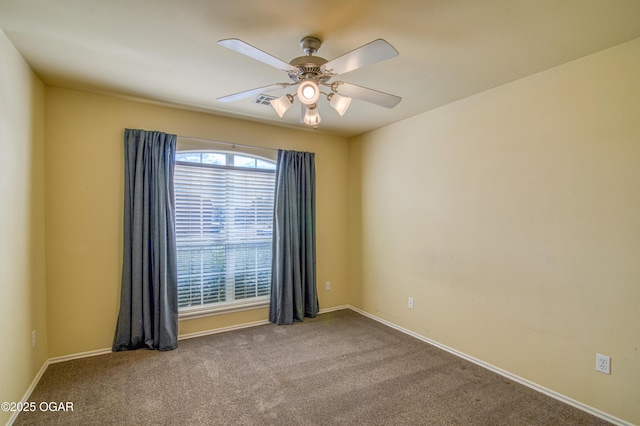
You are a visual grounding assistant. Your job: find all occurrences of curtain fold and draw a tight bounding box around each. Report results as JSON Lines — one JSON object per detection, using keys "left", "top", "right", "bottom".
{"left": 269, "top": 150, "right": 318, "bottom": 325}
{"left": 113, "top": 129, "right": 178, "bottom": 351}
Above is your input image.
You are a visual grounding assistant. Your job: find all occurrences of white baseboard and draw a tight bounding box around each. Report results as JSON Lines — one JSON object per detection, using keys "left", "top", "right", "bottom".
{"left": 347, "top": 305, "right": 631, "bottom": 426}
{"left": 6, "top": 359, "right": 50, "bottom": 426}
{"left": 48, "top": 347, "right": 112, "bottom": 365}
{"left": 178, "top": 304, "right": 349, "bottom": 340}
{"left": 178, "top": 319, "right": 271, "bottom": 340}
{"left": 319, "top": 304, "right": 350, "bottom": 314}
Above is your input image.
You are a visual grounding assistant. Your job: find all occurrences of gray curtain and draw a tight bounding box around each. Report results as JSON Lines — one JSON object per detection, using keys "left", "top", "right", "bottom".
{"left": 113, "top": 129, "right": 178, "bottom": 351}
{"left": 269, "top": 149, "right": 318, "bottom": 325}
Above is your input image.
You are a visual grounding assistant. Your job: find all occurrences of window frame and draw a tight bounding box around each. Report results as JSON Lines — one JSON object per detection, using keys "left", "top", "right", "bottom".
{"left": 174, "top": 149, "right": 276, "bottom": 320}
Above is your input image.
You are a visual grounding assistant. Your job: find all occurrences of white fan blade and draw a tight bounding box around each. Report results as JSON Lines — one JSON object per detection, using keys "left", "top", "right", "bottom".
{"left": 323, "top": 39, "right": 398, "bottom": 76}
{"left": 217, "top": 83, "right": 288, "bottom": 103}
{"left": 332, "top": 82, "right": 401, "bottom": 109}
{"left": 219, "top": 39, "right": 297, "bottom": 72}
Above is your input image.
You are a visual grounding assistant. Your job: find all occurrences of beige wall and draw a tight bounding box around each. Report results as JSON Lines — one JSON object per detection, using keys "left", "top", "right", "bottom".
{"left": 0, "top": 30, "right": 47, "bottom": 425}
{"left": 349, "top": 38, "right": 640, "bottom": 423}
{"left": 44, "top": 88, "right": 350, "bottom": 357}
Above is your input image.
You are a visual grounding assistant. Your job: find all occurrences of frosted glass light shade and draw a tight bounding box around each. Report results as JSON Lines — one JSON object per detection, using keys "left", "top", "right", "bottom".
{"left": 297, "top": 80, "right": 320, "bottom": 105}
{"left": 303, "top": 104, "right": 321, "bottom": 126}
{"left": 270, "top": 94, "right": 294, "bottom": 117}
{"left": 329, "top": 93, "right": 352, "bottom": 116}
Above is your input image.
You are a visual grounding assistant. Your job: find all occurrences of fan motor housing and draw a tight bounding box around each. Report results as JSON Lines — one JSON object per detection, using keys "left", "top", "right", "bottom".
{"left": 288, "top": 56, "right": 330, "bottom": 83}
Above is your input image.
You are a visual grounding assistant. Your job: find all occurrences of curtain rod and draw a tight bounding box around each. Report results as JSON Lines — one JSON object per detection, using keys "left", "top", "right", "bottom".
{"left": 177, "top": 135, "right": 279, "bottom": 152}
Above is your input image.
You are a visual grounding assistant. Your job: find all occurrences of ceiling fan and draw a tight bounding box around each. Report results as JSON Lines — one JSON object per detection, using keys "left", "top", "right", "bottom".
{"left": 217, "top": 36, "right": 402, "bottom": 127}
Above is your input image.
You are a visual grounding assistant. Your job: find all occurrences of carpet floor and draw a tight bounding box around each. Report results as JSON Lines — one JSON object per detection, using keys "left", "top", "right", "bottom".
{"left": 15, "top": 309, "right": 609, "bottom": 425}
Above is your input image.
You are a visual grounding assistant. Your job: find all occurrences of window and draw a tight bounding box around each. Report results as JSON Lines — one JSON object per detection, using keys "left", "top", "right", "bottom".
{"left": 174, "top": 150, "right": 276, "bottom": 317}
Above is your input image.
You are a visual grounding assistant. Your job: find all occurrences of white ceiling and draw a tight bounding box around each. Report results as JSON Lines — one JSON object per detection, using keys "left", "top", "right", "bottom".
{"left": 1, "top": 0, "right": 640, "bottom": 137}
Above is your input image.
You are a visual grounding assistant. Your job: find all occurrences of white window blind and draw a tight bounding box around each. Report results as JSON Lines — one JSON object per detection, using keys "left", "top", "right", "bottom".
{"left": 174, "top": 153, "right": 275, "bottom": 309}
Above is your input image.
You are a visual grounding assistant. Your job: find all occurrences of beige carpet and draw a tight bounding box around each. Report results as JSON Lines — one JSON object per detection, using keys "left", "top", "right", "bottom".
{"left": 15, "top": 309, "right": 609, "bottom": 425}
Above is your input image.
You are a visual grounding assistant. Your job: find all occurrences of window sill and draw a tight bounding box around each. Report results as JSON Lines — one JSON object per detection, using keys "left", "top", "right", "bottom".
{"left": 178, "top": 297, "right": 269, "bottom": 321}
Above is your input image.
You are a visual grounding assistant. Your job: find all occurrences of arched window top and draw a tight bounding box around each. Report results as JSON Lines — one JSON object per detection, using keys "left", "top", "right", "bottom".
{"left": 176, "top": 151, "right": 276, "bottom": 170}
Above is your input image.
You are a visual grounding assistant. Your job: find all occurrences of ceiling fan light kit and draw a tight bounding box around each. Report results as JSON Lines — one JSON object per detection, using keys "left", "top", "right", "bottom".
{"left": 328, "top": 93, "right": 352, "bottom": 116}
{"left": 217, "top": 36, "right": 402, "bottom": 127}
{"left": 303, "top": 104, "right": 321, "bottom": 126}
{"left": 297, "top": 80, "right": 320, "bottom": 105}
{"left": 270, "top": 94, "right": 294, "bottom": 118}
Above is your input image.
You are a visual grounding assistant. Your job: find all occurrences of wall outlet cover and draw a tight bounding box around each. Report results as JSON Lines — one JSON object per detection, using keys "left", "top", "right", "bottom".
{"left": 596, "top": 353, "right": 610, "bottom": 374}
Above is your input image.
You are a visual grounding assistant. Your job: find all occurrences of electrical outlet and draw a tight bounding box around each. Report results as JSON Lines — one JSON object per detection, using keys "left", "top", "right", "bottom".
{"left": 408, "top": 297, "right": 414, "bottom": 309}
{"left": 32, "top": 330, "right": 37, "bottom": 348}
{"left": 325, "top": 281, "right": 331, "bottom": 291}
{"left": 595, "top": 353, "right": 610, "bottom": 374}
